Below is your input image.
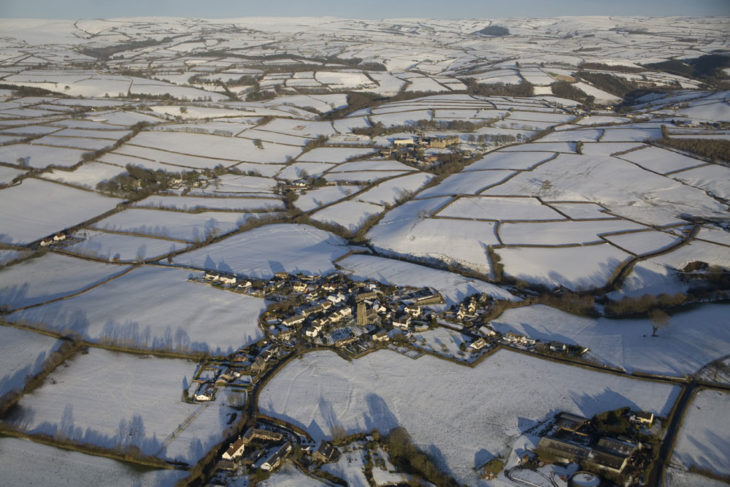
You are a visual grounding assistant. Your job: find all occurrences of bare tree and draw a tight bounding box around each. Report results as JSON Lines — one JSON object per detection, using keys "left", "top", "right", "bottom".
{"left": 648, "top": 308, "right": 669, "bottom": 337}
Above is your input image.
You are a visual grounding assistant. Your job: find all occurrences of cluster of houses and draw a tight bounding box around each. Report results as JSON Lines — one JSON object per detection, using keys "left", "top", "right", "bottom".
{"left": 213, "top": 419, "right": 340, "bottom": 481}
{"left": 380, "top": 134, "right": 462, "bottom": 168}
{"left": 189, "top": 361, "right": 252, "bottom": 403}
{"left": 39, "top": 232, "right": 68, "bottom": 247}
{"left": 216, "top": 421, "right": 305, "bottom": 476}
{"left": 535, "top": 410, "right": 658, "bottom": 486}
{"left": 261, "top": 273, "right": 447, "bottom": 355}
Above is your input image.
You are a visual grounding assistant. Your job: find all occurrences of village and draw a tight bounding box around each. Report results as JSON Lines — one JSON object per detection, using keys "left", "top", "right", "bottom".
{"left": 188, "top": 266, "right": 591, "bottom": 482}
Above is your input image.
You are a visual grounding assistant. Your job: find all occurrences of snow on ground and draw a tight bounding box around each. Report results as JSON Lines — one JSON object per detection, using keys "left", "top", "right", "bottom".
{"left": 579, "top": 142, "right": 645, "bottom": 156}
{"left": 125, "top": 131, "right": 301, "bottom": 164}
{"left": 548, "top": 202, "right": 613, "bottom": 220}
{"left": 496, "top": 244, "right": 631, "bottom": 291}
{"left": 672, "top": 163, "right": 730, "bottom": 200}
{"left": 491, "top": 304, "right": 730, "bottom": 377}
{"left": 295, "top": 185, "right": 360, "bottom": 212}
{"left": 672, "top": 389, "right": 730, "bottom": 476}
{"left": 259, "top": 348, "right": 679, "bottom": 487}
{"left": 42, "top": 162, "right": 126, "bottom": 189}
{"left": 173, "top": 223, "right": 350, "bottom": 278}
{"left": 189, "top": 174, "right": 278, "bottom": 196}
{"left": 277, "top": 162, "right": 335, "bottom": 180}
{"left": 696, "top": 226, "right": 730, "bottom": 247}
{"left": 133, "top": 195, "right": 284, "bottom": 212}
{"left": 0, "top": 325, "right": 62, "bottom": 398}
{"left": 356, "top": 173, "right": 433, "bottom": 206}
{"left": 0, "top": 178, "right": 123, "bottom": 245}
{"left": 7, "top": 266, "right": 265, "bottom": 355}
{"left": 437, "top": 196, "right": 565, "bottom": 221}
{"left": 297, "top": 147, "right": 375, "bottom": 163}
{"left": 417, "top": 170, "right": 514, "bottom": 198}
{"left": 0, "top": 253, "right": 130, "bottom": 309}
{"left": 0, "top": 249, "right": 31, "bottom": 266}
{"left": 612, "top": 238, "right": 730, "bottom": 297}
{"left": 326, "top": 170, "right": 410, "bottom": 183}
{"left": 482, "top": 153, "right": 727, "bottom": 227}
{"left": 499, "top": 220, "right": 647, "bottom": 246}
{"left": 65, "top": 230, "right": 187, "bottom": 262}
{"left": 573, "top": 82, "right": 622, "bottom": 105}
{"left": 326, "top": 159, "right": 412, "bottom": 173}
{"left": 260, "top": 462, "right": 325, "bottom": 487}
{"left": 369, "top": 110, "right": 433, "bottom": 127}
{"left": 320, "top": 442, "right": 370, "bottom": 487}
{"left": 602, "top": 229, "right": 682, "bottom": 255}
{"left": 599, "top": 127, "right": 663, "bottom": 142}
{"left": 311, "top": 200, "right": 383, "bottom": 233}
{"left": 91, "top": 209, "right": 250, "bottom": 243}
{"left": 0, "top": 437, "right": 186, "bottom": 487}
{"left": 610, "top": 260, "right": 689, "bottom": 299}
{"left": 0, "top": 165, "right": 25, "bottom": 185}
{"left": 338, "top": 253, "right": 516, "bottom": 304}
{"left": 618, "top": 146, "right": 706, "bottom": 175}
{"left": 6, "top": 348, "right": 236, "bottom": 465}
{"left": 0, "top": 143, "right": 86, "bottom": 169}
{"left": 369, "top": 216, "right": 499, "bottom": 274}
{"left": 464, "top": 151, "right": 555, "bottom": 171}
{"left": 665, "top": 467, "right": 729, "bottom": 487}
{"left": 539, "top": 128, "right": 602, "bottom": 142}
{"left": 650, "top": 239, "right": 730, "bottom": 271}
{"left": 413, "top": 327, "right": 469, "bottom": 358}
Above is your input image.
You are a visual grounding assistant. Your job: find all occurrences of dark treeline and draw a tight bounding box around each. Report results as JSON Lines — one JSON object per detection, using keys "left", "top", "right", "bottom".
{"left": 386, "top": 427, "right": 459, "bottom": 487}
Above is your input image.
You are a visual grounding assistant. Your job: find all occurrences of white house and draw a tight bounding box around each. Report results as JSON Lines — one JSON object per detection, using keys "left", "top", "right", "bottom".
{"left": 222, "top": 437, "right": 246, "bottom": 460}
{"left": 219, "top": 275, "right": 237, "bottom": 286}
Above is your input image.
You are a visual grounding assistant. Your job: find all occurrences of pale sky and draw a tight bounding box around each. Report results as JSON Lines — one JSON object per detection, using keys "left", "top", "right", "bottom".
{"left": 0, "top": 0, "right": 728, "bottom": 19}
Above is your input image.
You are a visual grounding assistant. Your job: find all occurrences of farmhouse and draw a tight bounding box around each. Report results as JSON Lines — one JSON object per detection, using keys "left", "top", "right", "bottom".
{"left": 194, "top": 382, "right": 215, "bottom": 402}
{"left": 292, "top": 282, "right": 308, "bottom": 293}
{"left": 222, "top": 436, "right": 246, "bottom": 461}
{"left": 424, "top": 135, "right": 460, "bottom": 148}
{"left": 219, "top": 275, "right": 236, "bottom": 286}
{"left": 393, "top": 314, "right": 412, "bottom": 330}
{"left": 469, "top": 338, "right": 488, "bottom": 352}
{"left": 313, "top": 442, "right": 341, "bottom": 464}
{"left": 393, "top": 137, "right": 415, "bottom": 147}
{"left": 281, "top": 314, "right": 306, "bottom": 327}
{"left": 373, "top": 330, "right": 390, "bottom": 342}
{"left": 254, "top": 442, "right": 292, "bottom": 471}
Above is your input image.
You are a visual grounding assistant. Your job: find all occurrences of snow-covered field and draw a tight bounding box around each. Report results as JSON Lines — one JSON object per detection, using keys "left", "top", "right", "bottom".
{"left": 672, "top": 390, "right": 730, "bottom": 476}
{"left": 259, "top": 349, "right": 679, "bottom": 486}
{"left": 0, "top": 437, "right": 186, "bottom": 487}
{"left": 0, "top": 253, "right": 130, "bottom": 309}
{"left": 65, "top": 230, "right": 187, "bottom": 262}
{"left": 0, "top": 178, "right": 123, "bottom": 244}
{"left": 492, "top": 304, "right": 730, "bottom": 376}
{"left": 7, "top": 348, "right": 236, "bottom": 465}
{"left": 7, "top": 266, "right": 265, "bottom": 354}
{"left": 1, "top": 14, "right": 729, "bottom": 482}
{"left": 437, "top": 196, "right": 565, "bottom": 221}
{"left": 91, "top": 208, "right": 250, "bottom": 242}
{"left": 311, "top": 199, "right": 383, "bottom": 232}
{"left": 133, "top": 195, "right": 284, "bottom": 212}
{"left": 496, "top": 244, "right": 631, "bottom": 291}
{"left": 173, "top": 223, "right": 350, "bottom": 277}
{"left": 338, "top": 253, "right": 516, "bottom": 304}
{"left": 0, "top": 326, "right": 62, "bottom": 398}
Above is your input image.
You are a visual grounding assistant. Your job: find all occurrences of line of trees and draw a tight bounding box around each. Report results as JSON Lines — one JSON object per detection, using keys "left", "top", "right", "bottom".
{"left": 464, "top": 79, "right": 534, "bottom": 97}
{"left": 386, "top": 427, "right": 459, "bottom": 487}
